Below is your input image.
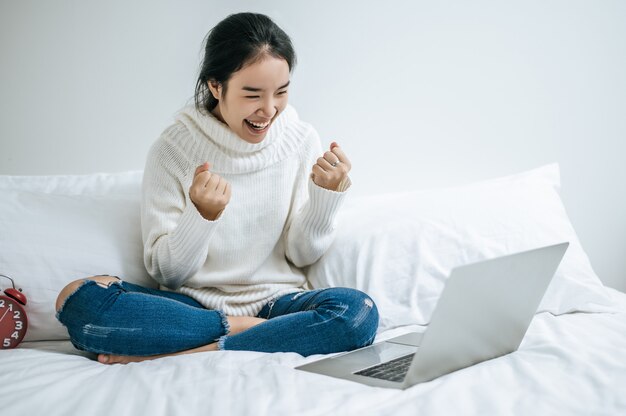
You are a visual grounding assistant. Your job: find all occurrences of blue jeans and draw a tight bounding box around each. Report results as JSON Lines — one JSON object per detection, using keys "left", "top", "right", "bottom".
{"left": 55, "top": 277, "right": 379, "bottom": 357}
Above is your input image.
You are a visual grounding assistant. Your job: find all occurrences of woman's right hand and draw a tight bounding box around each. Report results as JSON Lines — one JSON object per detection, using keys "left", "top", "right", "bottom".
{"left": 189, "top": 162, "right": 231, "bottom": 221}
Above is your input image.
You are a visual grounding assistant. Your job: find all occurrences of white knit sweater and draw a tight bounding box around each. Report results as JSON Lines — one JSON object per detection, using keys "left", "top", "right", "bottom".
{"left": 141, "top": 104, "right": 350, "bottom": 316}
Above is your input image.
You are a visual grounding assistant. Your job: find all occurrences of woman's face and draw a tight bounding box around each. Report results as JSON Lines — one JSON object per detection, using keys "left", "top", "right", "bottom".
{"left": 209, "top": 56, "right": 290, "bottom": 144}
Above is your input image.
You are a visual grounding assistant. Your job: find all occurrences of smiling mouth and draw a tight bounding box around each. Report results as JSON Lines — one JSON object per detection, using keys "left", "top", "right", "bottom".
{"left": 245, "top": 119, "right": 271, "bottom": 130}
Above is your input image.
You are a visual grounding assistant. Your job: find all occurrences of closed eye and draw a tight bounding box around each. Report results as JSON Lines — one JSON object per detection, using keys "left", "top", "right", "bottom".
{"left": 245, "top": 90, "right": 287, "bottom": 99}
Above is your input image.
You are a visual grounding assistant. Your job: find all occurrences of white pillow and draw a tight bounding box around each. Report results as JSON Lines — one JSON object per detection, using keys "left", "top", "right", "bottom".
{"left": 0, "top": 170, "right": 143, "bottom": 195}
{"left": 0, "top": 172, "right": 153, "bottom": 342}
{"left": 306, "top": 164, "right": 616, "bottom": 332}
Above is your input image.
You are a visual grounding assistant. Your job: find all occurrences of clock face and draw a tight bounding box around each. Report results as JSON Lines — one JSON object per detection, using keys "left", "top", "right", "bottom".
{"left": 0, "top": 296, "right": 28, "bottom": 349}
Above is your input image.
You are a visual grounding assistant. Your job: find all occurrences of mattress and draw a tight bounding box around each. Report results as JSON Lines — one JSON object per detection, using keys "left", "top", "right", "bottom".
{"left": 2, "top": 165, "right": 625, "bottom": 415}
{"left": 2, "top": 287, "right": 625, "bottom": 416}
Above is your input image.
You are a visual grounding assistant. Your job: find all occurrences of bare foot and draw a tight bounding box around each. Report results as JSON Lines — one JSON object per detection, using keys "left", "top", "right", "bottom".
{"left": 98, "top": 353, "right": 157, "bottom": 364}
{"left": 98, "top": 342, "right": 219, "bottom": 365}
{"left": 96, "top": 316, "right": 267, "bottom": 365}
{"left": 228, "top": 316, "right": 267, "bottom": 335}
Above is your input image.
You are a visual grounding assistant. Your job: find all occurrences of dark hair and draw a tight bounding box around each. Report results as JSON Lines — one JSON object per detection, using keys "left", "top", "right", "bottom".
{"left": 194, "top": 13, "right": 297, "bottom": 113}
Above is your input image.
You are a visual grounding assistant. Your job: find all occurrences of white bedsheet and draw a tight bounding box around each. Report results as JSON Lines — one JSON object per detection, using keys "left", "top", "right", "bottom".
{"left": 2, "top": 288, "right": 625, "bottom": 416}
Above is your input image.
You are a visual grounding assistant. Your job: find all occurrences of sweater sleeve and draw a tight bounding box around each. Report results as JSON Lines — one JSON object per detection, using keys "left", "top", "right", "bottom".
{"left": 141, "top": 133, "right": 223, "bottom": 290}
{"left": 284, "top": 128, "right": 350, "bottom": 268}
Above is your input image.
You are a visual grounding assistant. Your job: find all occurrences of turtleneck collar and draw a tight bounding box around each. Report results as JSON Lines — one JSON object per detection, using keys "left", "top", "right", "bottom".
{"left": 175, "top": 104, "right": 296, "bottom": 155}
{"left": 173, "top": 104, "right": 309, "bottom": 174}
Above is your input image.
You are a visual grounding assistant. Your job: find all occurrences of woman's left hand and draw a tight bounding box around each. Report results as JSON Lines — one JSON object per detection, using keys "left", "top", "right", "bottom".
{"left": 311, "top": 142, "right": 351, "bottom": 191}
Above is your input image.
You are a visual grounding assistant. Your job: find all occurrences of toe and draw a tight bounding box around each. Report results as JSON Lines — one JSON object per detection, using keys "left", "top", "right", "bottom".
{"left": 98, "top": 354, "right": 111, "bottom": 364}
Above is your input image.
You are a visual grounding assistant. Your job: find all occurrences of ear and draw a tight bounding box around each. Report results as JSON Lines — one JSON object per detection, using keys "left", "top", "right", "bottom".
{"left": 207, "top": 80, "right": 222, "bottom": 100}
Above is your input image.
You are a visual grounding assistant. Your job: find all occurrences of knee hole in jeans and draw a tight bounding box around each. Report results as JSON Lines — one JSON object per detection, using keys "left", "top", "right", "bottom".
{"left": 56, "top": 275, "right": 121, "bottom": 314}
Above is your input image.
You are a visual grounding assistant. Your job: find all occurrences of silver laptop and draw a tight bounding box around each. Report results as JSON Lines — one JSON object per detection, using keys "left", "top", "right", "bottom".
{"left": 296, "top": 242, "right": 569, "bottom": 389}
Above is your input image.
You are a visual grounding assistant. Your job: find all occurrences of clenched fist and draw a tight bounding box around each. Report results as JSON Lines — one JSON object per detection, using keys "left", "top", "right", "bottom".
{"left": 189, "top": 162, "right": 231, "bottom": 221}
{"left": 311, "top": 142, "right": 351, "bottom": 191}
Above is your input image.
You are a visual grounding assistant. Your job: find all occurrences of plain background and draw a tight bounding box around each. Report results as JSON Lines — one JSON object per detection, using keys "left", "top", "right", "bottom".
{"left": 1, "top": 0, "right": 624, "bottom": 292}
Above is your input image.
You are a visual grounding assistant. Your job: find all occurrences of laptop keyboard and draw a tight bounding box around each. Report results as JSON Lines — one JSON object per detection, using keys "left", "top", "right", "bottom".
{"left": 354, "top": 353, "right": 416, "bottom": 382}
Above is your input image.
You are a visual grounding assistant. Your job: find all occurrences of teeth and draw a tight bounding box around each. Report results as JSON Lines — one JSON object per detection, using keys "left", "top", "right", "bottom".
{"left": 246, "top": 119, "right": 270, "bottom": 128}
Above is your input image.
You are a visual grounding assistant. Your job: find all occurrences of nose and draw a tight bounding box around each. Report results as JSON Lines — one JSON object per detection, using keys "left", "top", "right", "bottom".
{"left": 258, "top": 96, "right": 277, "bottom": 119}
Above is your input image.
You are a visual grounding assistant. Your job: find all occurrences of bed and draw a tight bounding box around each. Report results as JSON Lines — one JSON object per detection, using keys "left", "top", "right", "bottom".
{"left": 1, "top": 164, "right": 625, "bottom": 415}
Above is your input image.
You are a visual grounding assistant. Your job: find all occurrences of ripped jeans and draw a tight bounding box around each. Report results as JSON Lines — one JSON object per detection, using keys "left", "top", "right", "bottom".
{"left": 55, "top": 278, "right": 379, "bottom": 357}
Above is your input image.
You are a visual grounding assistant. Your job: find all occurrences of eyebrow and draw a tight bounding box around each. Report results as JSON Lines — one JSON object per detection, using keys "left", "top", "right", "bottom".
{"left": 241, "top": 81, "right": 290, "bottom": 92}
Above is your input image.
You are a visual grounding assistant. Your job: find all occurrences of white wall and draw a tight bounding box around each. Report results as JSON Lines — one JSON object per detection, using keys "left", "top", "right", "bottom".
{"left": 1, "top": 0, "right": 625, "bottom": 292}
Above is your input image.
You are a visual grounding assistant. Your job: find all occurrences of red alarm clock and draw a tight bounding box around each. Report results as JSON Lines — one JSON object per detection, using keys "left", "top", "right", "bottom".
{"left": 0, "top": 274, "right": 28, "bottom": 349}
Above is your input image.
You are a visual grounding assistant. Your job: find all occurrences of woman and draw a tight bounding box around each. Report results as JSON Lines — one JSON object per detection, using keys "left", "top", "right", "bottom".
{"left": 55, "top": 12, "right": 378, "bottom": 365}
